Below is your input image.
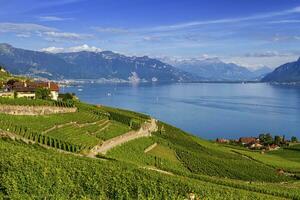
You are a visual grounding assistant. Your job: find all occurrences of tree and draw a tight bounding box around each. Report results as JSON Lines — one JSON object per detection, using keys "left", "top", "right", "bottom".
{"left": 259, "top": 133, "right": 273, "bottom": 145}
{"left": 259, "top": 134, "right": 265, "bottom": 142}
{"left": 274, "top": 135, "right": 283, "bottom": 145}
{"left": 291, "top": 136, "right": 298, "bottom": 143}
{"left": 63, "top": 93, "right": 74, "bottom": 100}
{"left": 265, "top": 133, "right": 273, "bottom": 145}
{"left": 58, "top": 92, "right": 77, "bottom": 101}
{"left": 7, "top": 79, "right": 19, "bottom": 86}
{"left": 35, "top": 88, "right": 50, "bottom": 100}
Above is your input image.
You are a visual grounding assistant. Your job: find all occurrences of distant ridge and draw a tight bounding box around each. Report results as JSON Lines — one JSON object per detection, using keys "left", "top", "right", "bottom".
{"left": 262, "top": 57, "right": 300, "bottom": 82}
{"left": 162, "top": 57, "right": 272, "bottom": 81}
{"left": 0, "top": 43, "right": 200, "bottom": 82}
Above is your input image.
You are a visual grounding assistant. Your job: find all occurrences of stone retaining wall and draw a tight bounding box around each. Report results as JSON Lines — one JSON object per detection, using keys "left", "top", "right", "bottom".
{"left": 0, "top": 104, "right": 77, "bottom": 115}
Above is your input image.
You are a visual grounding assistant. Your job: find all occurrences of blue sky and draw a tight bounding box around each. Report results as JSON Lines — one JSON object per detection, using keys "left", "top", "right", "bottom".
{"left": 1, "top": 0, "right": 300, "bottom": 68}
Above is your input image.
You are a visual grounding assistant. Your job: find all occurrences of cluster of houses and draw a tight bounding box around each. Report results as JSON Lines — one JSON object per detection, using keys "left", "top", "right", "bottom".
{"left": 216, "top": 137, "right": 281, "bottom": 151}
{"left": 0, "top": 80, "right": 59, "bottom": 100}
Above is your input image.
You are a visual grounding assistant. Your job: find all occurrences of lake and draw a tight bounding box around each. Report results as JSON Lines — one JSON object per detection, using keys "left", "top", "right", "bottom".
{"left": 63, "top": 82, "right": 300, "bottom": 140}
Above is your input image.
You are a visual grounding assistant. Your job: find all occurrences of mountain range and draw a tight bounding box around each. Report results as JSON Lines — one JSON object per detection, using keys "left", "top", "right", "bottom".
{"left": 0, "top": 43, "right": 199, "bottom": 82}
{"left": 262, "top": 57, "right": 300, "bottom": 82}
{"left": 5, "top": 43, "right": 299, "bottom": 83}
{"left": 162, "top": 57, "right": 272, "bottom": 81}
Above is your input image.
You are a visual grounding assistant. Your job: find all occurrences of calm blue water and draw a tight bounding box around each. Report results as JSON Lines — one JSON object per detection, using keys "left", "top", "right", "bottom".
{"left": 63, "top": 83, "right": 300, "bottom": 140}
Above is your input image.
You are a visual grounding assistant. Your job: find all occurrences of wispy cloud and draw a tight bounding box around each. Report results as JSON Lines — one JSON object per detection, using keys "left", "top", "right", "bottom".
{"left": 271, "top": 34, "right": 300, "bottom": 42}
{"left": 16, "top": 33, "right": 31, "bottom": 38}
{"left": 0, "top": 23, "right": 56, "bottom": 33}
{"left": 41, "top": 44, "right": 102, "bottom": 53}
{"left": 244, "top": 51, "right": 290, "bottom": 58}
{"left": 88, "top": 5, "right": 300, "bottom": 48}
{"left": 91, "top": 27, "right": 129, "bottom": 33}
{"left": 42, "top": 0, "right": 84, "bottom": 7}
{"left": 0, "top": 0, "right": 85, "bottom": 16}
{"left": 142, "top": 36, "right": 161, "bottom": 42}
{"left": 0, "top": 22, "right": 92, "bottom": 43}
{"left": 224, "top": 53, "right": 300, "bottom": 69}
{"left": 268, "top": 19, "right": 300, "bottom": 24}
{"left": 43, "top": 31, "right": 92, "bottom": 40}
{"left": 40, "top": 46, "right": 65, "bottom": 53}
{"left": 142, "top": 6, "right": 300, "bottom": 32}
{"left": 38, "top": 16, "right": 73, "bottom": 22}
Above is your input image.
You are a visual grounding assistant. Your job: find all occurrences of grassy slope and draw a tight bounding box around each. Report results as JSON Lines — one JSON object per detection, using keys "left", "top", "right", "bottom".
{"left": 0, "top": 139, "right": 289, "bottom": 200}
{"left": 0, "top": 69, "right": 28, "bottom": 83}
{"left": 231, "top": 148, "right": 300, "bottom": 174}
{"left": 0, "top": 101, "right": 144, "bottom": 150}
{"left": 0, "top": 99, "right": 299, "bottom": 199}
{"left": 0, "top": 70, "right": 10, "bottom": 82}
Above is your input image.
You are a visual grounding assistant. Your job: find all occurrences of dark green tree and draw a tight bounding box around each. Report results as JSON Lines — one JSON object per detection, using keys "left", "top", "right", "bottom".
{"left": 274, "top": 135, "right": 283, "bottom": 145}
{"left": 35, "top": 88, "right": 50, "bottom": 100}
{"left": 291, "top": 136, "right": 298, "bottom": 143}
{"left": 259, "top": 133, "right": 273, "bottom": 145}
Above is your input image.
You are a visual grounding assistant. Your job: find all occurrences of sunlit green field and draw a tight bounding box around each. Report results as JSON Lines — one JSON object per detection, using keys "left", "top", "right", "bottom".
{"left": 0, "top": 99, "right": 148, "bottom": 151}
{"left": 0, "top": 98, "right": 299, "bottom": 199}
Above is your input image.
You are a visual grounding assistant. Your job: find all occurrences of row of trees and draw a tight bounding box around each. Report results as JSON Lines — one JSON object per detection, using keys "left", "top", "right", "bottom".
{"left": 0, "top": 95, "right": 74, "bottom": 107}
{"left": 259, "top": 133, "right": 298, "bottom": 145}
{"left": 3, "top": 138, "right": 286, "bottom": 200}
{"left": 1, "top": 122, "right": 82, "bottom": 153}
{"left": 35, "top": 90, "right": 74, "bottom": 107}
{"left": 108, "top": 111, "right": 142, "bottom": 130}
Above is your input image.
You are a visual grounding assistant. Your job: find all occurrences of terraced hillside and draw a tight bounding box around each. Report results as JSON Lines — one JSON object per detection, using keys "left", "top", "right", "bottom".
{"left": 0, "top": 99, "right": 148, "bottom": 152}
{"left": 0, "top": 66, "right": 28, "bottom": 83}
{"left": 0, "top": 98, "right": 299, "bottom": 199}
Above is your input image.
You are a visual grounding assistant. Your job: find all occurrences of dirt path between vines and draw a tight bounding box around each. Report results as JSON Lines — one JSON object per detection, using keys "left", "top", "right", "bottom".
{"left": 143, "top": 166, "right": 174, "bottom": 176}
{"left": 88, "top": 118, "right": 158, "bottom": 157}
{"left": 42, "top": 119, "right": 109, "bottom": 134}
{"left": 144, "top": 142, "right": 158, "bottom": 153}
{"left": 42, "top": 122, "right": 77, "bottom": 134}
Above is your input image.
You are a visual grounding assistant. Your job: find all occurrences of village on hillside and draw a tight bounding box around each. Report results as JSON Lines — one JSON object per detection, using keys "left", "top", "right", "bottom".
{"left": 216, "top": 133, "right": 299, "bottom": 152}
{"left": 0, "top": 65, "right": 75, "bottom": 101}
{"left": 0, "top": 79, "right": 60, "bottom": 100}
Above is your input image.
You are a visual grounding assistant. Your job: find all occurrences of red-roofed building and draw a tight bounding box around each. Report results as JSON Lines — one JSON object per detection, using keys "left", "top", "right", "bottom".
{"left": 239, "top": 137, "right": 258, "bottom": 145}
{"left": 9, "top": 81, "right": 59, "bottom": 100}
{"left": 216, "top": 138, "right": 229, "bottom": 143}
{"left": 267, "top": 144, "right": 280, "bottom": 151}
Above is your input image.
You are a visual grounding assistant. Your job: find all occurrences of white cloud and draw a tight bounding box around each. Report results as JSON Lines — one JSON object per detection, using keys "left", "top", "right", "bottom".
{"left": 91, "top": 6, "right": 300, "bottom": 37}
{"left": 143, "top": 36, "right": 161, "bottom": 42}
{"left": 143, "top": 6, "right": 300, "bottom": 32}
{"left": 68, "top": 44, "right": 102, "bottom": 52}
{"left": 294, "top": 36, "right": 300, "bottom": 40}
{"left": 0, "top": 22, "right": 92, "bottom": 42}
{"left": 271, "top": 34, "right": 300, "bottom": 42}
{"left": 41, "top": 44, "right": 102, "bottom": 53}
{"left": 0, "top": 23, "right": 56, "bottom": 33}
{"left": 91, "top": 27, "right": 128, "bottom": 33}
{"left": 41, "top": 46, "right": 65, "bottom": 53}
{"left": 268, "top": 19, "right": 300, "bottom": 24}
{"left": 39, "top": 16, "right": 73, "bottom": 22}
{"left": 223, "top": 54, "right": 300, "bottom": 69}
{"left": 16, "top": 33, "right": 31, "bottom": 38}
{"left": 244, "top": 51, "right": 289, "bottom": 58}
{"left": 43, "top": 31, "right": 93, "bottom": 40}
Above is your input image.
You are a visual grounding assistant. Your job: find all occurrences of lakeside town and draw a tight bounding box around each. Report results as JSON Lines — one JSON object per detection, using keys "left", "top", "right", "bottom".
{"left": 0, "top": 66, "right": 78, "bottom": 102}
{"left": 1, "top": 66, "right": 299, "bottom": 154}
{"left": 216, "top": 134, "right": 299, "bottom": 151}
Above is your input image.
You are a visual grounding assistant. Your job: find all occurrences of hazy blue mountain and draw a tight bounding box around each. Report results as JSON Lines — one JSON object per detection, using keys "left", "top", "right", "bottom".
{"left": 262, "top": 57, "right": 300, "bottom": 82}
{"left": 165, "top": 58, "right": 271, "bottom": 81}
{"left": 0, "top": 43, "right": 200, "bottom": 82}
{"left": 252, "top": 66, "right": 273, "bottom": 80}
{"left": 0, "top": 43, "right": 70, "bottom": 79}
